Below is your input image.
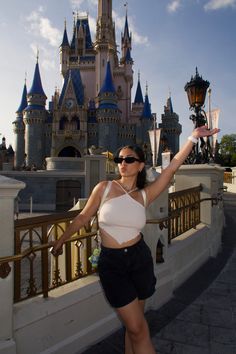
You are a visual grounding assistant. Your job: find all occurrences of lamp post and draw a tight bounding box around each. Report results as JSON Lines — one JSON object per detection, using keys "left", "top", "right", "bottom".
{"left": 184, "top": 68, "right": 212, "bottom": 164}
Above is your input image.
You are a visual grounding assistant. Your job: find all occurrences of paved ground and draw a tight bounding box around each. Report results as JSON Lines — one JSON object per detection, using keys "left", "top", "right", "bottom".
{"left": 82, "top": 192, "right": 236, "bottom": 354}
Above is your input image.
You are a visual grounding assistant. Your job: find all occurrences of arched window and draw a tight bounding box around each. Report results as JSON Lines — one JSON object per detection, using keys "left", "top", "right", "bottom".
{"left": 59, "top": 116, "right": 69, "bottom": 130}
{"left": 71, "top": 116, "right": 80, "bottom": 130}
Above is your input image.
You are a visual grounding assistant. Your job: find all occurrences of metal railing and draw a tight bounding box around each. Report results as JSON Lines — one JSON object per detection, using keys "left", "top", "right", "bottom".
{"left": 12, "top": 210, "right": 99, "bottom": 302}
{"left": 0, "top": 185, "right": 213, "bottom": 303}
{"left": 168, "top": 186, "right": 202, "bottom": 243}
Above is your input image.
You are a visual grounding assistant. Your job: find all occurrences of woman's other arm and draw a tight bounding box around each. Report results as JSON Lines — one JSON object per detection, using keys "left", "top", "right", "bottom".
{"left": 51, "top": 181, "right": 108, "bottom": 255}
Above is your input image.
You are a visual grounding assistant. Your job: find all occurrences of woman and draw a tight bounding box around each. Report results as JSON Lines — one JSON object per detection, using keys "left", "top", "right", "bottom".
{"left": 51, "top": 126, "right": 219, "bottom": 354}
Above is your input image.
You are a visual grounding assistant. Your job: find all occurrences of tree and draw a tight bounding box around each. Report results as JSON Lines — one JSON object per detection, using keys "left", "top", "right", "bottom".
{"left": 219, "top": 134, "right": 236, "bottom": 166}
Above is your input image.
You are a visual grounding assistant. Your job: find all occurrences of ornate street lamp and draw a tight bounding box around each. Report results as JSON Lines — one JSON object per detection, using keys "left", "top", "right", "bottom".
{"left": 184, "top": 68, "right": 212, "bottom": 164}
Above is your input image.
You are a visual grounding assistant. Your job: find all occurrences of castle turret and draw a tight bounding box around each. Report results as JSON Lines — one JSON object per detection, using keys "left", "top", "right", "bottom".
{"left": 60, "top": 20, "right": 70, "bottom": 78}
{"left": 13, "top": 80, "right": 27, "bottom": 169}
{"left": 23, "top": 57, "right": 47, "bottom": 169}
{"left": 158, "top": 94, "right": 182, "bottom": 162}
{"left": 97, "top": 60, "right": 121, "bottom": 152}
{"left": 121, "top": 12, "right": 132, "bottom": 64}
{"left": 140, "top": 85, "right": 153, "bottom": 161}
{"left": 95, "top": 0, "right": 118, "bottom": 95}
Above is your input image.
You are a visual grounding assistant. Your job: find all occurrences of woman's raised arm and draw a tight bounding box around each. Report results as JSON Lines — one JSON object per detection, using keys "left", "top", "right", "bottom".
{"left": 145, "top": 126, "right": 220, "bottom": 205}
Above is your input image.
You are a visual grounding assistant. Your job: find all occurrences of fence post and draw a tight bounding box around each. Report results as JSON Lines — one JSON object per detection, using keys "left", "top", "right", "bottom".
{"left": 0, "top": 175, "right": 25, "bottom": 354}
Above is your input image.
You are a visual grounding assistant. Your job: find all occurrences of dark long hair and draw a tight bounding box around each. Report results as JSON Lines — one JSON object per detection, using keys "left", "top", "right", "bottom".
{"left": 114, "top": 145, "right": 147, "bottom": 189}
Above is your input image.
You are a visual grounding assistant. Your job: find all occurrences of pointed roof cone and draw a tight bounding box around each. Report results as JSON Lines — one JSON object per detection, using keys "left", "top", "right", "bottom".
{"left": 60, "top": 21, "right": 69, "bottom": 47}
{"left": 28, "top": 60, "right": 46, "bottom": 96}
{"left": 16, "top": 82, "right": 27, "bottom": 113}
{"left": 124, "top": 13, "right": 130, "bottom": 38}
{"left": 134, "top": 74, "right": 144, "bottom": 104}
{"left": 166, "top": 96, "right": 173, "bottom": 114}
{"left": 142, "top": 94, "right": 152, "bottom": 119}
{"left": 99, "top": 61, "right": 116, "bottom": 94}
{"left": 70, "top": 20, "right": 76, "bottom": 49}
{"left": 125, "top": 47, "right": 132, "bottom": 62}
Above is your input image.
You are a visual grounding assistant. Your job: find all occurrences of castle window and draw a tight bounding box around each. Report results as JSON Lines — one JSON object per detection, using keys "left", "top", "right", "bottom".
{"left": 71, "top": 116, "right": 80, "bottom": 130}
{"left": 59, "top": 116, "right": 68, "bottom": 130}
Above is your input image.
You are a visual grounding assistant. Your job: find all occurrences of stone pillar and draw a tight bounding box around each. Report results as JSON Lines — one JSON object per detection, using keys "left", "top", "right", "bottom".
{"left": 0, "top": 175, "right": 25, "bottom": 354}
{"left": 84, "top": 155, "right": 106, "bottom": 197}
{"left": 175, "top": 164, "right": 224, "bottom": 256}
{"left": 142, "top": 168, "right": 169, "bottom": 310}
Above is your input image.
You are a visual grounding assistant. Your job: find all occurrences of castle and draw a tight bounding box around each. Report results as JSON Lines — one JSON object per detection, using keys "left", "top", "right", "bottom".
{"left": 12, "top": 0, "right": 182, "bottom": 170}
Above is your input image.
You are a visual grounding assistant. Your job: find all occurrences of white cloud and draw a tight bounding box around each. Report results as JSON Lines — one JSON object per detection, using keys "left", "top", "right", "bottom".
{"left": 30, "top": 43, "right": 56, "bottom": 71}
{"left": 167, "top": 0, "right": 181, "bottom": 13}
{"left": 112, "top": 10, "right": 149, "bottom": 46}
{"left": 204, "top": 0, "right": 236, "bottom": 10}
{"left": 25, "top": 8, "right": 62, "bottom": 47}
{"left": 70, "top": 0, "right": 97, "bottom": 11}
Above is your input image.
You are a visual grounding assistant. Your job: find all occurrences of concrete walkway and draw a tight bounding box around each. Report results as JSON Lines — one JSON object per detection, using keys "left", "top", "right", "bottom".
{"left": 82, "top": 192, "right": 236, "bottom": 354}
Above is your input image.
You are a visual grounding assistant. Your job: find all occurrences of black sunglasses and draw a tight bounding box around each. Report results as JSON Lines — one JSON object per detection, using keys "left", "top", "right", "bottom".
{"left": 113, "top": 156, "right": 141, "bottom": 164}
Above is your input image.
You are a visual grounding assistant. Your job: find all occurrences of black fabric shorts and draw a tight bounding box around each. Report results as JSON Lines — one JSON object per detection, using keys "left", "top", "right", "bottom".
{"left": 97, "top": 237, "right": 157, "bottom": 308}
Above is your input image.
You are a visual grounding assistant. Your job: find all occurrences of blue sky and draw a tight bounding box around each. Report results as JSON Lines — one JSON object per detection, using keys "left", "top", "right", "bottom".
{"left": 0, "top": 0, "right": 235, "bottom": 149}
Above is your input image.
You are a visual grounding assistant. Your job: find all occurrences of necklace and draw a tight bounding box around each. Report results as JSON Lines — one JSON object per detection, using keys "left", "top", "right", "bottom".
{"left": 116, "top": 180, "right": 137, "bottom": 193}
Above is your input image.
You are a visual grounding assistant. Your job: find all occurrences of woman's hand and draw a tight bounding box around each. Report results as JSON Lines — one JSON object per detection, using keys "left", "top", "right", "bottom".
{"left": 192, "top": 126, "right": 220, "bottom": 139}
{"left": 50, "top": 240, "right": 63, "bottom": 257}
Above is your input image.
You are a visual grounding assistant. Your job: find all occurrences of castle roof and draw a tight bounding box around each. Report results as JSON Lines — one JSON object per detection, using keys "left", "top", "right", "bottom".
{"left": 28, "top": 60, "right": 46, "bottom": 97}
{"left": 142, "top": 94, "right": 152, "bottom": 119}
{"left": 125, "top": 47, "right": 132, "bottom": 63}
{"left": 99, "top": 61, "right": 116, "bottom": 94}
{"left": 165, "top": 96, "right": 173, "bottom": 114}
{"left": 134, "top": 77, "right": 144, "bottom": 104}
{"left": 60, "top": 23, "right": 69, "bottom": 47}
{"left": 59, "top": 68, "right": 84, "bottom": 106}
{"left": 98, "top": 61, "right": 118, "bottom": 110}
{"left": 123, "top": 13, "right": 131, "bottom": 42}
{"left": 16, "top": 82, "right": 27, "bottom": 113}
{"left": 70, "top": 17, "right": 93, "bottom": 50}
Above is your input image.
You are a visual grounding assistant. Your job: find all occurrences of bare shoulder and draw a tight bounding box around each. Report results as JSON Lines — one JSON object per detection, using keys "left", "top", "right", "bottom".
{"left": 91, "top": 180, "right": 111, "bottom": 197}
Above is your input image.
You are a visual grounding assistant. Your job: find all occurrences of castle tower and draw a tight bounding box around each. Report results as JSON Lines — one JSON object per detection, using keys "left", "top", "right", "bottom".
{"left": 158, "top": 94, "right": 182, "bottom": 162}
{"left": 97, "top": 60, "right": 121, "bottom": 152}
{"left": 131, "top": 72, "right": 144, "bottom": 124}
{"left": 13, "top": 81, "right": 27, "bottom": 169}
{"left": 95, "top": 0, "right": 118, "bottom": 95}
{"left": 60, "top": 20, "right": 70, "bottom": 78}
{"left": 23, "top": 57, "right": 47, "bottom": 168}
{"left": 120, "top": 10, "right": 133, "bottom": 123}
{"left": 139, "top": 85, "right": 153, "bottom": 162}
{"left": 121, "top": 11, "right": 132, "bottom": 64}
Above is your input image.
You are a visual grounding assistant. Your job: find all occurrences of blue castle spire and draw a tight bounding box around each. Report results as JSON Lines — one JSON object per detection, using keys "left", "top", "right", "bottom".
{"left": 134, "top": 72, "right": 144, "bottom": 104}
{"left": 16, "top": 82, "right": 27, "bottom": 114}
{"left": 99, "top": 61, "right": 116, "bottom": 96}
{"left": 60, "top": 20, "right": 69, "bottom": 47}
{"left": 142, "top": 85, "right": 152, "bottom": 119}
{"left": 28, "top": 57, "right": 46, "bottom": 97}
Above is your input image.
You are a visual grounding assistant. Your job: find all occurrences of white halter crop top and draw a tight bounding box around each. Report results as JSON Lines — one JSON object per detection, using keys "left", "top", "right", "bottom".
{"left": 98, "top": 181, "right": 147, "bottom": 244}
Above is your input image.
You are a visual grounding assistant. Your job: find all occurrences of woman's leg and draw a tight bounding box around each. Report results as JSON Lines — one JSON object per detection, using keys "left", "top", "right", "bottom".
{"left": 124, "top": 300, "right": 146, "bottom": 354}
{"left": 116, "top": 298, "right": 156, "bottom": 354}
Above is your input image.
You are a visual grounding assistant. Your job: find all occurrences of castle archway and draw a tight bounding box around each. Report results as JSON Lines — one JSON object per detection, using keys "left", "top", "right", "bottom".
{"left": 58, "top": 146, "right": 81, "bottom": 157}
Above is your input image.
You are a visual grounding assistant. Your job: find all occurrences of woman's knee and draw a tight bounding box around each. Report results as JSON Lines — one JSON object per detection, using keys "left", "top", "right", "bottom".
{"left": 126, "top": 318, "right": 149, "bottom": 341}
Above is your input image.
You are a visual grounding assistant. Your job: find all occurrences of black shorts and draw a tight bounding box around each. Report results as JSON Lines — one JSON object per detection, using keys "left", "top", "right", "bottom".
{"left": 97, "top": 237, "right": 157, "bottom": 308}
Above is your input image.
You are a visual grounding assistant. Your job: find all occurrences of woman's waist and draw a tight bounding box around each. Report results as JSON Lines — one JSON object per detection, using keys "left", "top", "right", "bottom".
{"left": 100, "top": 230, "right": 142, "bottom": 249}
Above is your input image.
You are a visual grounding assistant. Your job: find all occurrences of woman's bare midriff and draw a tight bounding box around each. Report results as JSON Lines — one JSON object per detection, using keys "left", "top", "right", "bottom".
{"left": 99, "top": 228, "right": 142, "bottom": 248}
